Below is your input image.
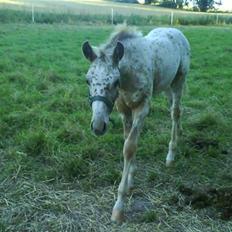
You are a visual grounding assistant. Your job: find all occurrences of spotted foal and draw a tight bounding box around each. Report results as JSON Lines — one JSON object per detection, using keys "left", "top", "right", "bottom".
{"left": 82, "top": 25, "right": 190, "bottom": 223}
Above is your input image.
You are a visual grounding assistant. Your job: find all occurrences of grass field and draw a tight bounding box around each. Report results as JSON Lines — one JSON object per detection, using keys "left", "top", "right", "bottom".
{"left": 0, "top": 23, "right": 232, "bottom": 231}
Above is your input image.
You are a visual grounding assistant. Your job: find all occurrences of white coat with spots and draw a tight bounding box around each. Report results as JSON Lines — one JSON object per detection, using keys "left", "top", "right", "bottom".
{"left": 82, "top": 25, "right": 190, "bottom": 223}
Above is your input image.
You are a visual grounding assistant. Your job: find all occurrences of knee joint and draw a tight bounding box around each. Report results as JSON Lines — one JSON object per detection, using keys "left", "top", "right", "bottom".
{"left": 123, "top": 140, "right": 136, "bottom": 160}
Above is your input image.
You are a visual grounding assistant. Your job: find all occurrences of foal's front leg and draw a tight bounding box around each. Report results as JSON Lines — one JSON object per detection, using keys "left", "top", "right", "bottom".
{"left": 111, "top": 101, "right": 149, "bottom": 223}
{"left": 121, "top": 112, "right": 135, "bottom": 193}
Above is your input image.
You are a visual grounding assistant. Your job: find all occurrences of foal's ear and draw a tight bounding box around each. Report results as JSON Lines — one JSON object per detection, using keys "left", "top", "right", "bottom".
{"left": 82, "top": 41, "right": 97, "bottom": 62}
{"left": 112, "top": 42, "right": 124, "bottom": 66}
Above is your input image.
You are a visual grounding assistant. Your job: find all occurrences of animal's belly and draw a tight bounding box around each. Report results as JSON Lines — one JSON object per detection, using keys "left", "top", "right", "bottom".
{"left": 153, "top": 78, "right": 172, "bottom": 93}
{"left": 153, "top": 60, "right": 179, "bottom": 94}
{"left": 153, "top": 72, "right": 173, "bottom": 94}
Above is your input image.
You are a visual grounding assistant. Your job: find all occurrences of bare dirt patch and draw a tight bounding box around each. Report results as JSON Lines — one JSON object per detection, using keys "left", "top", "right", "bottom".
{"left": 178, "top": 185, "right": 232, "bottom": 220}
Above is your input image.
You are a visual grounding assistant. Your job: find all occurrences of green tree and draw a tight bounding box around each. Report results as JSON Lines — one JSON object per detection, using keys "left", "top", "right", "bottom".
{"left": 196, "top": 0, "right": 214, "bottom": 11}
{"left": 153, "top": 0, "right": 189, "bottom": 9}
{"left": 191, "top": 0, "right": 221, "bottom": 12}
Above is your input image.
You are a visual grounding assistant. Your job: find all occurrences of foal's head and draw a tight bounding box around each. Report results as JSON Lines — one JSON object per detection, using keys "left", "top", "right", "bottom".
{"left": 82, "top": 41, "right": 124, "bottom": 136}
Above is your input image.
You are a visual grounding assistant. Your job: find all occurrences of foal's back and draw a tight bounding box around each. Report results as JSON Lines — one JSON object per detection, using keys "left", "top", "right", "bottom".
{"left": 146, "top": 28, "right": 190, "bottom": 58}
{"left": 145, "top": 28, "right": 190, "bottom": 93}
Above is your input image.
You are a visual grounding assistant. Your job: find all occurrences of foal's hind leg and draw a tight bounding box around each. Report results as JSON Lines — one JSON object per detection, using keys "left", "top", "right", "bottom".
{"left": 166, "top": 75, "right": 185, "bottom": 167}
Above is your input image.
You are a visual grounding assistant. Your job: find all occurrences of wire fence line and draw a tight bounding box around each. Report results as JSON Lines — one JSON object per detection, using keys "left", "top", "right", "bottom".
{"left": 0, "top": 3, "right": 232, "bottom": 26}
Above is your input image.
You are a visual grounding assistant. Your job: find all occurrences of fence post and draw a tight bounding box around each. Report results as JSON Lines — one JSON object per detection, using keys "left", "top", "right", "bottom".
{"left": 111, "top": 8, "right": 114, "bottom": 25}
{"left": 170, "top": 11, "right": 174, "bottom": 25}
{"left": 32, "top": 4, "right": 35, "bottom": 23}
{"left": 216, "top": 13, "right": 219, "bottom": 25}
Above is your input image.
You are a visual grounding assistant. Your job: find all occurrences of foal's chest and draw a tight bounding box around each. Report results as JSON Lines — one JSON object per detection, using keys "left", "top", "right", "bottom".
{"left": 118, "top": 88, "right": 148, "bottom": 109}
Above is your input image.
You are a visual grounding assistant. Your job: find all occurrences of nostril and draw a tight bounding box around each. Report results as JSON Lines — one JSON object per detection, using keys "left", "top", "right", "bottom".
{"left": 90, "top": 120, "right": 107, "bottom": 136}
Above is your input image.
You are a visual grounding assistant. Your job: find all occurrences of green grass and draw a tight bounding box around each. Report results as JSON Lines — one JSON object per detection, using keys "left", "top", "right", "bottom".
{"left": 0, "top": 23, "right": 232, "bottom": 231}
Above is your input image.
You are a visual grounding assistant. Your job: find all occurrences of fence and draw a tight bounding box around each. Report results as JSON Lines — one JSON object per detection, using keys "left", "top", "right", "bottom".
{"left": 0, "top": 3, "right": 232, "bottom": 26}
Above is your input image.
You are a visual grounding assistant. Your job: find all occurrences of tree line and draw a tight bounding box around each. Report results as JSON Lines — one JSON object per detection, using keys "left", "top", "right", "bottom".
{"left": 119, "top": 0, "right": 222, "bottom": 12}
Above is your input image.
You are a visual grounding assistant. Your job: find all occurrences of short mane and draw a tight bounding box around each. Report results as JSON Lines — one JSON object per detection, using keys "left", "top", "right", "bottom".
{"left": 103, "top": 24, "right": 143, "bottom": 50}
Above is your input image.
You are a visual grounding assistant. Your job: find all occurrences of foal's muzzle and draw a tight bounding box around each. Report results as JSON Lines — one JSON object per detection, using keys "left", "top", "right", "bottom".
{"left": 91, "top": 120, "right": 107, "bottom": 136}
{"left": 88, "top": 94, "right": 114, "bottom": 136}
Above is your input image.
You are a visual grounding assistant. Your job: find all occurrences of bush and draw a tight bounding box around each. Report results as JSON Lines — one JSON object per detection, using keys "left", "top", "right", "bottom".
{"left": 193, "top": 6, "right": 200, "bottom": 12}
{"left": 159, "top": 0, "right": 177, "bottom": 8}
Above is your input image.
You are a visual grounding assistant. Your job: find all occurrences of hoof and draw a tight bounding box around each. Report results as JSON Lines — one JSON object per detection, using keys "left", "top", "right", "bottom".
{"left": 111, "top": 209, "right": 125, "bottom": 224}
{"left": 166, "top": 159, "right": 174, "bottom": 167}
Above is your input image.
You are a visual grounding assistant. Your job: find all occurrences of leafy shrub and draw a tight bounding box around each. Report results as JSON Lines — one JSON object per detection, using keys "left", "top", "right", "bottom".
{"left": 159, "top": 0, "right": 177, "bottom": 8}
